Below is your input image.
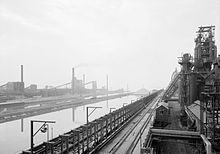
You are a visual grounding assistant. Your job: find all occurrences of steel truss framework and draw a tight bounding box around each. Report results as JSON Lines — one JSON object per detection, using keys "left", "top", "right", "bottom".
{"left": 22, "top": 91, "right": 161, "bottom": 154}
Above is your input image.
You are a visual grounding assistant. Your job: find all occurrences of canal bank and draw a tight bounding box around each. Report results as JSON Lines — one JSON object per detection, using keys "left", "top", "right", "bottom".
{"left": 0, "top": 95, "right": 138, "bottom": 154}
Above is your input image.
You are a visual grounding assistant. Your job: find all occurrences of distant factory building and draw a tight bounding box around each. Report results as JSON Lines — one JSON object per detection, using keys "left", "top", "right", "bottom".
{"left": 5, "top": 82, "right": 24, "bottom": 94}
{"left": 29, "top": 84, "right": 37, "bottom": 90}
{"left": 75, "top": 78, "right": 83, "bottom": 91}
{"left": 25, "top": 84, "right": 37, "bottom": 92}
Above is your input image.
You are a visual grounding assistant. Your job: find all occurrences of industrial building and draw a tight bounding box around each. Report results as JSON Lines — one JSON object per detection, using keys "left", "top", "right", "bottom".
{"left": 144, "top": 26, "right": 220, "bottom": 153}
{"left": 0, "top": 65, "right": 112, "bottom": 102}
{"left": 154, "top": 102, "right": 170, "bottom": 128}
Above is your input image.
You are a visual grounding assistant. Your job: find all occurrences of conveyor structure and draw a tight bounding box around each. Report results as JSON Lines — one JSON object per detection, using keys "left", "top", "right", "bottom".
{"left": 22, "top": 91, "right": 161, "bottom": 154}
{"left": 162, "top": 72, "right": 179, "bottom": 101}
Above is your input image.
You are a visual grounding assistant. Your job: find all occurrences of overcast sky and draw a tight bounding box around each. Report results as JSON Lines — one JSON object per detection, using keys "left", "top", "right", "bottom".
{"left": 0, "top": 0, "right": 220, "bottom": 91}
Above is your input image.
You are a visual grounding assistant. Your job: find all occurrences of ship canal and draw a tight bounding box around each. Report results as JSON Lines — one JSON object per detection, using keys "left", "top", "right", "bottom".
{"left": 0, "top": 95, "right": 138, "bottom": 154}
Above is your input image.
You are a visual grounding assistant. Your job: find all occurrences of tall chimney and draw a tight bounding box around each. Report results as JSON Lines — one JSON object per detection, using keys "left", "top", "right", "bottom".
{"left": 92, "top": 81, "right": 97, "bottom": 97}
{"left": 21, "top": 65, "right": 23, "bottom": 83}
{"left": 21, "top": 65, "right": 24, "bottom": 93}
{"left": 72, "top": 67, "right": 74, "bottom": 95}
{"left": 83, "top": 74, "right": 85, "bottom": 88}
{"left": 106, "top": 75, "right": 108, "bottom": 95}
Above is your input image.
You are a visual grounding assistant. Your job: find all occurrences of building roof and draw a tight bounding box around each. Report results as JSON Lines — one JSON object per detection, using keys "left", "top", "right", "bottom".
{"left": 187, "top": 100, "right": 200, "bottom": 118}
{"left": 157, "top": 101, "right": 169, "bottom": 109}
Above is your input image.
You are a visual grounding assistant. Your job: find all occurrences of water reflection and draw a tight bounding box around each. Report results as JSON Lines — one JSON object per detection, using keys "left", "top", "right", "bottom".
{"left": 21, "top": 118, "right": 24, "bottom": 132}
{"left": 72, "top": 107, "right": 75, "bottom": 122}
{"left": 0, "top": 95, "right": 137, "bottom": 154}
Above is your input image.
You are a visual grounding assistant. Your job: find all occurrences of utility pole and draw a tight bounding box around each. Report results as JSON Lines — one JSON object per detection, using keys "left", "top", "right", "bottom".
{"left": 30, "top": 120, "right": 55, "bottom": 154}
{"left": 110, "top": 107, "right": 116, "bottom": 113}
{"left": 86, "top": 107, "right": 102, "bottom": 124}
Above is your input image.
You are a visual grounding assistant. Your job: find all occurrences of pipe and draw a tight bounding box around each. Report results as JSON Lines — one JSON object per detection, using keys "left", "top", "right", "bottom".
{"left": 72, "top": 67, "right": 74, "bottom": 95}
{"left": 200, "top": 134, "right": 212, "bottom": 154}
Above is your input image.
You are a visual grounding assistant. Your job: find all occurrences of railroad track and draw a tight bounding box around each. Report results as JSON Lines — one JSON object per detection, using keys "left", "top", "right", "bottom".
{"left": 21, "top": 91, "right": 162, "bottom": 154}
{"left": 97, "top": 95, "right": 161, "bottom": 154}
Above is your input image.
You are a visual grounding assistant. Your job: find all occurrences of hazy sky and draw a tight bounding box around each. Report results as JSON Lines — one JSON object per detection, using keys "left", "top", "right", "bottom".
{"left": 0, "top": 0, "right": 220, "bottom": 91}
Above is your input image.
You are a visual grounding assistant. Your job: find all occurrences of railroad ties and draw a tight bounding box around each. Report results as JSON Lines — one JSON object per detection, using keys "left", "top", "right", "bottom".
{"left": 22, "top": 91, "right": 161, "bottom": 154}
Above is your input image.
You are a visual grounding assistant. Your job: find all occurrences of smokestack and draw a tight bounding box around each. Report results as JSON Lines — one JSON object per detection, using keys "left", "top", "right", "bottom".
{"left": 92, "top": 81, "right": 97, "bottom": 97}
{"left": 106, "top": 75, "right": 108, "bottom": 95}
{"left": 20, "top": 65, "right": 24, "bottom": 93}
{"left": 72, "top": 67, "right": 74, "bottom": 95}
{"left": 21, "top": 65, "right": 23, "bottom": 83}
{"left": 83, "top": 74, "right": 85, "bottom": 88}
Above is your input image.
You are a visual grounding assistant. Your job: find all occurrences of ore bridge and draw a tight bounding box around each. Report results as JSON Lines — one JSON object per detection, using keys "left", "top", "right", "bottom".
{"left": 21, "top": 68, "right": 213, "bottom": 154}
{"left": 21, "top": 90, "right": 162, "bottom": 154}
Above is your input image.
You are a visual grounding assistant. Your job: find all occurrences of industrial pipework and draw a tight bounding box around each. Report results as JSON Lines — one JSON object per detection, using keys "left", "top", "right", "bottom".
{"left": 178, "top": 26, "right": 220, "bottom": 151}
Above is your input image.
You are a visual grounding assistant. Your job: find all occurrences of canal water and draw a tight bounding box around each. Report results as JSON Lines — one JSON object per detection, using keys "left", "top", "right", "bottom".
{"left": 0, "top": 95, "right": 138, "bottom": 154}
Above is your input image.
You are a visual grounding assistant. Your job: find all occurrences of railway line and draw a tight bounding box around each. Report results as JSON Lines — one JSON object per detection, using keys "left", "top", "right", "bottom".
{"left": 22, "top": 91, "right": 162, "bottom": 154}
{"left": 97, "top": 94, "right": 161, "bottom": 154}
